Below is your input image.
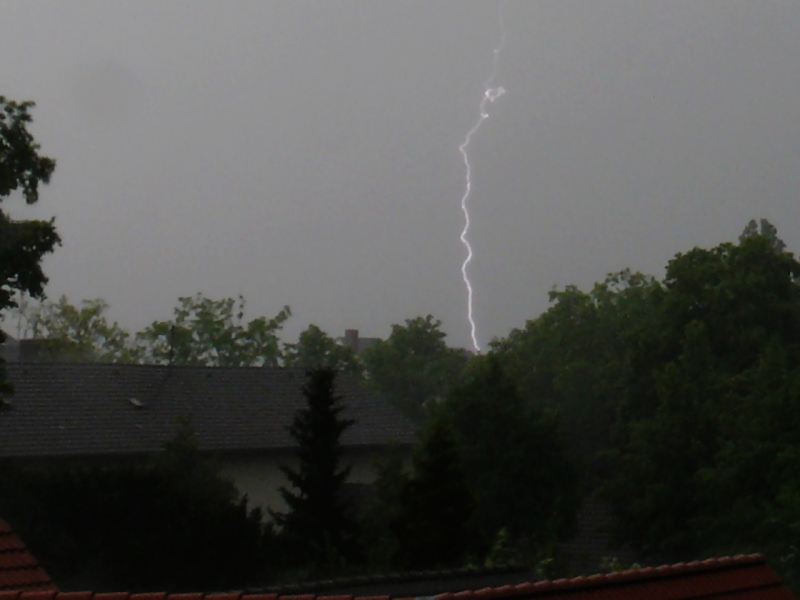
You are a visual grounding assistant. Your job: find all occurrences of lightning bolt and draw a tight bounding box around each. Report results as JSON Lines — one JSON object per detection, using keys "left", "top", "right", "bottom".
{"left": 459, "top": 2, "right": 507, "bottom": 353}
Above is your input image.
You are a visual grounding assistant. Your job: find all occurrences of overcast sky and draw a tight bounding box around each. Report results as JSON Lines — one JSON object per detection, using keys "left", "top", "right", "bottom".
{"left": 2, "top": 1, "right": 800, "bottom": 350}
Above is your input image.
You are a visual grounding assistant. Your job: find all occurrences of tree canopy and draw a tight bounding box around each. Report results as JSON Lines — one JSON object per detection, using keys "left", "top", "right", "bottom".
{"left": 477, "top": 221, "right": 800, "bottom": 584}
{"left": 0, "top": 96, "right": 60, "bottom": 394}
{"left": 599, "top": 224, "right": 800, "bottom": 585}
{"left": 13, "top": 295, "right": 134, "bottom": 362}
{"left": 136, "top": 294, "right": 291, "bottom": 366}
{"left": 0, "top": 97, "right": 59, "bottom": 315}
{"left": 283, "top": 324, "right": 362, "bottom": 376}
{"left": 0, "top": 421, "right": 269, "bottom": 591}
{"left": 361, "top": 315, "right": 468, "bottom": 422}
{"left": 492, "top": 269, "right": 663, "bottom": 468}
{"left": 443, "top": 355, "right": 578, "bottom": 557}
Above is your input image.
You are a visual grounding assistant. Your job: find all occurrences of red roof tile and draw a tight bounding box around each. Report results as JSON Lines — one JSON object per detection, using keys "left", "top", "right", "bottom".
{"left": 55, "top": 594, "right": 93, "bottom": 600}
{"left": 435, "top": 554, "right": 793, "bottom": 600}
{"left": 240, "top": 595, "right": 277, "bottom": 600}
{"left": 168, "top": 594, "right": 204, "bottom": 600}
{"left": 129, "top": 593, "right": 167, "bottom": 600}
{"left": 92, "top": 594, "right": 130, "bottom": 600}
{"left": 0, "top": 519, "right": 56, "bottom": 592}
{"left": 15, "top": 592, "right": 56, "bottom": 600}
{"left": 0, "top": 554, "right": 793, "bottom": 600}
{"left": 204, "top": 594, "right": 241, "bottom": 600}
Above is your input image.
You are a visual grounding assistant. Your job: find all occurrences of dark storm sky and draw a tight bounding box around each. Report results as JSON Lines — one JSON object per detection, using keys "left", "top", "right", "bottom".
{"left": 2, "top": 1, "right": 800, "bottom": 349}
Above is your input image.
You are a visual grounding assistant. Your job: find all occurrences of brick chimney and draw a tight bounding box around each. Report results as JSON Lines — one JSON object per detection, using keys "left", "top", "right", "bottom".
{"left": 344, "top": 329, "right": 359, "bottom": 351}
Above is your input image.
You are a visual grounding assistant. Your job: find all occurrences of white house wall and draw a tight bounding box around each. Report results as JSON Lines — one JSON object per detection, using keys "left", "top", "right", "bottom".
{"left": 218, "top": 446, "right": 388, "bottom": 517}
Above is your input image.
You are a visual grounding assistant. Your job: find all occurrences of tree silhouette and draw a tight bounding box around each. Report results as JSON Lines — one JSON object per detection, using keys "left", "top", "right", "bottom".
{"left": 271, "top": 369, "right": 360, "bottom": 569}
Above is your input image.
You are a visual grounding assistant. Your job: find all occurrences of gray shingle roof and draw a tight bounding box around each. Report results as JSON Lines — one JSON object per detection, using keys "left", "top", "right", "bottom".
{"left": 0, "top": 364, "right": 416, "bottom": 458}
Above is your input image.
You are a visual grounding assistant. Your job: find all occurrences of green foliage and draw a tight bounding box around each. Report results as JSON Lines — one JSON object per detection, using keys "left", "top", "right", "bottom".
{"left": 0, "top": 96, "right": 60, "bottom": 394}
{"left": 0, "top": 97, "right": 60, "bottom": 313}
{"left": 0, "top": 97, "right": 55, "bottom": 203}
{"left": 12, "top": 295, "right": 137, "bottom": 362}
{"left": 604, "top": 320, "right": 722, "bottom": 559}
{"left": 740, "top": 217, "right": 786, "bottom": 252}
{"left": 8, "top": 293, "right": 292, "bottom": 366}
{"left": 484, "top": 528, "right": 514, "bottom": 567}
{"left": 390, "top": 413, "right": 475, "bottom": 570}
{"left": 601, "top": 222, "right": 800, "bottom": 585}
{"left": 364, "top": 349, "right": 578, "bottom": 572}
{"left": 492, "top": 269, "right": 663, "bottom": 468}
{"left": 657, "top": 233, "right": 800, "bottom": 373}
{"left": 483, "top": 219, "right": 800, "bottom": 584}
{"left": 0, "top": 213, "right": 60, "bottom": 316}
{"left": 362, "top": 315, "right": 468, "bottom": 422}
{"left": 271, "top": 369, "right": 360, "bottom": 570}
{"left": 359, "top": 444, "right": 409, "bottom": 569}
{"left": 0, "top": 422, "right": 270, "bottom": 591}
{"left": 283, "top": 324, "right": 363, "bottom": 376}
{"left": 136, "top": 293, "right": 291, "bottom": 366}
{"left": 443, "top": 355, "right": 578, "bottom": 556}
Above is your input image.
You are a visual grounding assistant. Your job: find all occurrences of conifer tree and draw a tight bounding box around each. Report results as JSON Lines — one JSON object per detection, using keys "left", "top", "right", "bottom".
{"left": 271, "top": 369, "right": 360, "bottom": 568}
{"left": 391, "top": 414, "right": 474, "bottom": 569}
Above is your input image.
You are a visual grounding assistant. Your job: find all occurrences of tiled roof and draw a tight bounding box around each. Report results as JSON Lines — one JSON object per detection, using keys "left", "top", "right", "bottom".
{"left": 0, "top": 556, "right": 789, "bottom": 600}
{"left": 0, "top": 364, "right": 416, "bottom": 459}
{"left": 437, "top": 554, "right": 793, "bottom": 600}
{"left": 0, "top": 518, "right": 56, "bottom": 591}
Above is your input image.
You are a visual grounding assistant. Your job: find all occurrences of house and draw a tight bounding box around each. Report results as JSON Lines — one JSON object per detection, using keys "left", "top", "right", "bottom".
{"left": 0, "top": 518, "right": 55, "bottom": 592}
{"left": 0, "top": 363, "right": 417, "bottom": 514}
{"left": 0, "top": 554, "right": 791, "bottom": 599}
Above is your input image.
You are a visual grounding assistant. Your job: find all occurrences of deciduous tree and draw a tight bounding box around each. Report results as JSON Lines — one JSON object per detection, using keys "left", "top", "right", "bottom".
{"left": 602, "top": 222, "right": 800, "bottom": 585}
{"left": 283, "top": 324, "right": 362, "bottom": 376}
{"left": 362, "top": 315, "right": 468, "bottom": 422}
{"left": 444, "top": 355, "right": 578, "bottom": 557}
{"left": 492, "top": 269, "right": 663, "bottom": 467}
{"left": 0, "top": 96, "right": 60, "bottom": 389}
{"left": 12, "top": 295, "right": 136, "bottom": 362}
{"left": 136, "top": 294, "right": 290, "bottom": 366}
